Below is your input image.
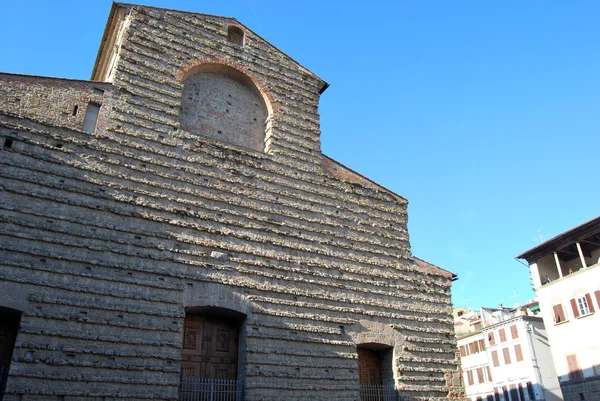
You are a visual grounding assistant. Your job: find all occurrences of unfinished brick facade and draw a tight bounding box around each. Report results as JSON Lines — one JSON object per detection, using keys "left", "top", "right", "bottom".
{"left": 0, "top": 4, "right": 459, "bottom": 401}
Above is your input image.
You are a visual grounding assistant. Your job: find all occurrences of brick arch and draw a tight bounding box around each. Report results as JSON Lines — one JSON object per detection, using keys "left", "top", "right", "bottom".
{"left": 176, "top": 57, "right": 276, "bottom": 115}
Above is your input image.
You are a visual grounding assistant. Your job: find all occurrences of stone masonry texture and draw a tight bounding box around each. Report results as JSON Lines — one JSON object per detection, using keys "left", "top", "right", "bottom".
{"left": 0, "top": 4, "right": 460, "bottom": 401}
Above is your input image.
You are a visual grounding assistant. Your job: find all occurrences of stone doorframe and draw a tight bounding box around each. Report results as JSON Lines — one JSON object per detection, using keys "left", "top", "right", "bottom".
{"left": 347, "top": 320, "right": 404, "bottom": 388}
{"left": 183, "top": 282, "right": 252, "bottom": 383}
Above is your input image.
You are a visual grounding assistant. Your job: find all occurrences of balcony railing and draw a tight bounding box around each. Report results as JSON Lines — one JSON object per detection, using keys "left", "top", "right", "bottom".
{"left": 359, "top": 384, "right": 398, "bottom": 401}
{"left": 179, "top": 377, "right": 243, "bottom": 401}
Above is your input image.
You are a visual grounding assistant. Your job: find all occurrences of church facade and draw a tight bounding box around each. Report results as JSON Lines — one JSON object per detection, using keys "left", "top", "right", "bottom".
{"left": 0, "top": 4, "right": 459, "bottom": 400}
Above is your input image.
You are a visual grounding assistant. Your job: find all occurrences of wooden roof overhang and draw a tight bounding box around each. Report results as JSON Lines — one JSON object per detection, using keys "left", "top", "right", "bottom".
{"left": 516, "top": 216, "right": 600, "bottom": 263}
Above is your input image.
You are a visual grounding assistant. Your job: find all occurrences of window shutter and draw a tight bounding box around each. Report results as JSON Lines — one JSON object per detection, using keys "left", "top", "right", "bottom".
{"left": 503, "top": 347, "right": 511, "bottom": 364}
{"left": 567, "top": 354, "right": 582, "bottom": 381}
{"left": 491, "top": 350, "right": 500, "bottom": 367}
{"left": 477, "top": 367, "right": 484, "bottom": 383}
{"left": 486, "top": 366, "right": 492, "bottom": 381}
{"left": 585, "top": 293, "right": 595, "bottom": 313}
{"left": 460, "top": 345, "right": 466, "bottom": 357}
{"left": 489, "top": 332, "right": 496, "bottom": 346}
{"left": 595, "top": 291, "right": 600, "bottom": 311}
{"left": 571, "top": 298, "right": 580, "bottom": 318}
{"left": 499, "top": 328, "right": 506, "bottom": 342}
{"left": 514, "top": 344, "right": 523, "bottom": 362}
{"left": 553, "top": 304, "right": 565, "bottom": 323}
{"left": 510, "top": 324, "right": 519, "bottom": 339}
{"left": 467, "top": 370, "right": 474, "bottom": 385}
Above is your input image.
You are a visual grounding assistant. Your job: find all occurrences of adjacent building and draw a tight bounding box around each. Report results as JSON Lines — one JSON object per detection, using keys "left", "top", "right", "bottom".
{"left": 457, "top": 305, "right": 560, "bottom": 401}
{"left": 518, "top": 216, "right": 600, "bottom": 401}
{"left": 0, "top": 3, "right": 460, "bottom": 401}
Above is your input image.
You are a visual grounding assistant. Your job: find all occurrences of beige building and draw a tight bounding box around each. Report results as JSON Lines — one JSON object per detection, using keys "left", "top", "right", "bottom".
{"left": 457, "top": 305, "right": 559, "bottom": 401}
{"left": 0, "top": 4, "right": 461, "bottom": 401}
{"left": 518, "top": 216, "right": 600, "bottom": 401}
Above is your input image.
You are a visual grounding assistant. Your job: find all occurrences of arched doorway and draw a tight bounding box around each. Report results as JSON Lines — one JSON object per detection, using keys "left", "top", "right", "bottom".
{"left": 180, "top": 307, "right": 245, "bottom": 400}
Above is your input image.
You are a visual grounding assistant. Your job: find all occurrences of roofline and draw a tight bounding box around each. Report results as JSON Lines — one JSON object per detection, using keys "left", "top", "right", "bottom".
{"left": 0, "top": 72, "right": 112, "bottom": 86}
{"left": 516, "top": 216, "right": 600, "bottom": 262}
{"left": 92, "top": 2, "right": 120, "bottom": 80}
{"left": 413, "top": 256, "right": 457, "bottom": 280}
{"left": 480, "top": 314, "right": 542, "bottom": 331}
{"left": 321, "top": 154, "right": 407, "bottom": 203}
{"left": 94, "top": 3, "right": 328, "bottom": 90}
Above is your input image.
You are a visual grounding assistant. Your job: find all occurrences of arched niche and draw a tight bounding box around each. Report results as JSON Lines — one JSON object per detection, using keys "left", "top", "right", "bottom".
{"left": 179, "top": 63, "right": 271, "bottom": 152}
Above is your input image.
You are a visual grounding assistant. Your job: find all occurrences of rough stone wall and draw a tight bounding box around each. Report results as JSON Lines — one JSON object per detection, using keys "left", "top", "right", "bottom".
{"left": 561, "top": 378, "right": 600, "bottom": 401}
{"left": 0, "top": 4, "right": 457, "bottom": 401}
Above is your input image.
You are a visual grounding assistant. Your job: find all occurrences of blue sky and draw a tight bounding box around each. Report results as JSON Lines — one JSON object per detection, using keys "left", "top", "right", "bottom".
{"left": 2, "top": 1, "right": 599, "bottom": 310}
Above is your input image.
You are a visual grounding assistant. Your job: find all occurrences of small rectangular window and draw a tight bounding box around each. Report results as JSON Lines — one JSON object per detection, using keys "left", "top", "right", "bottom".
{"left": 573, "top": 295, "right": 594, "bottom": 317}
{"left": 502, "top": 347, "right": 511, "bottom": 365}
{"left": 489, "top": 332, "right": 496, "bottom": 346}
{"left": 83, "top": 103, "right": 101, "bottom": 133}
{"left": 499, "top": 328, "right": 507, "bottom": 342}
{"left": 515, "top": 344, "right": 524, "bottom": 362}
{"left": 553, "top": 304, "right": 566, "bottom": 324}
{"left": 476, "top": 367, "right": 484, "bottom": 383}
{"left": 491, "top": 350, "right": 500, "bottom": 367}
{"left": 510, "top": 324, "right": 519, "bottom": 339}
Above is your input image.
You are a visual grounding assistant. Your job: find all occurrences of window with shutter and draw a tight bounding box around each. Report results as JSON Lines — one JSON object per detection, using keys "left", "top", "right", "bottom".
{"left": 514, "top": 344, "right": 524, "bottom": 362}
{"left": 499, "top": 328, "right": 506, "bottom": 342}
{"left": 491, "top": 350, "right": 500, "bottom": 367}
{"left": 460, "top": 345, "right": 466, "bottom": 357}
{"left": 585, "top": 293, "right": 595, "bottom": 313}
{"left": 467, "top": 370, "right": 474, "bottom": 386}
{"left": 502, "top": 347, "right": 511, "bottom": 365}
{"left": 486, "top": 366, "right": 492, "bottom": 382}
{"left": 489, "top": 332, "right": 496, "bottom": 346}
{"left": 571, "top": 298, "right": 581, "bottom": 318}
{"left": 479, "top": 339, "right": 486, "bottom": 351}
{"left": 510, "top": 324, "right": 519, "bottom": 339}
{"left": 553, "top": 304, "right": 566, "bottom": 324}
{"left": 595, "top": 290, "right": 600, "bottom": 311}
{"left": 477, "top": 367, "right": 484, "bottom": 383}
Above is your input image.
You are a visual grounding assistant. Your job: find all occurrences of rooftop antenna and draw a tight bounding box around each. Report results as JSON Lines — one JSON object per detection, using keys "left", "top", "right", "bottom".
{"left": 533, "top": 227, "right": 548, "bottom": 243}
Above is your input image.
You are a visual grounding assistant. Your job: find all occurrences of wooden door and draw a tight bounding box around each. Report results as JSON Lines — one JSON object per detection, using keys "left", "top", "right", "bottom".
{"left": 181, "top": 314, "right": 239, "bottom": 379}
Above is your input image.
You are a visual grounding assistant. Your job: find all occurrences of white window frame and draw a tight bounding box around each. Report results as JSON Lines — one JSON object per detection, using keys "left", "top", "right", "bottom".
{"left": 576, "top": 296, "right": 591, "bottom": 316}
